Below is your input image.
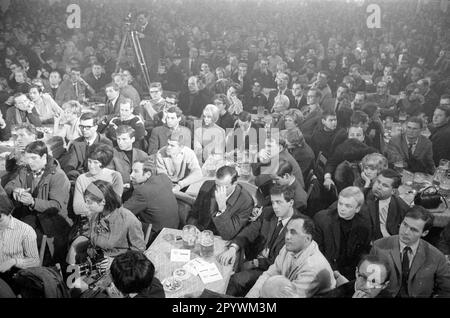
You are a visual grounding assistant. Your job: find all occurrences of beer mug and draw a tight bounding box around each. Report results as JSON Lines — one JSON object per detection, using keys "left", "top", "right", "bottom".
{"left": 182, "top": 225, "right": 198, "bottom": 249}
{"left": 199, "top": 230, "right": 214, "bottom": 258}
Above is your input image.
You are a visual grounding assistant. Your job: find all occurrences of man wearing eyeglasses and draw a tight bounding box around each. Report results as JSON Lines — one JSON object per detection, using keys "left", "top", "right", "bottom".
{"left": 370, "top": 206, "right": 450, "bottom": 297}
{"left": 318, "top": 254, "right": 391, "bottom": 298}
{"left": 62, "top": 112, "right": 112, "bottom": 181}
{"left": 386, "top": 116, "right": 435, "bottom": 175}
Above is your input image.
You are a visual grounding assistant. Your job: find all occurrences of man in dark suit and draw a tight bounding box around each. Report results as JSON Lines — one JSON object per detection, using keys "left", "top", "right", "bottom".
{"left": 135, "top": 11, "right": 160, "bottom": 79}
{"left": 217, "top": 185, "right": 301, "bottom": 296}
{"left": 186, "top": 165, "right": 253, "bottom": 240}
{"left": 178, "top": 76, "right": 210, "bottom": 117}
{"left": 267, "top": 73, "right": 295, "bottom": 111}
{"left": 364, "top": 169, "right": 410, "bottom": 241}
{"left": 104, "top": 83, "right": 128, "bottom": 118}
{"left": 370, "top": 206, "right": 450, "bottom": 297}
{"left": 299, "top": 88, "right": 323, "bottom": 139}
{"left": 429, "top": 105, "right": 450, "bottom": 166}
{"left": 179, "top": 48, "right": 201, "bottom": 78}
{"left": 147, "top": 106, "right": 192, "bottom": 155}
{"left": 250, "top": 58, "right": 276, "bottom": 89}
{"left": 242, "top": 80, "right": 268, "bottom": 112}
{"left": 386, "top": 117, "right": 435, "bottom": 175}
{"left": 61, "top": 112, "right": 112, "bottom": 181}
{"left": 124, "top": 160, "right": 179, "bottom": 243}
{"left": 107, "top": 125, "right": 149, "bottom": 191}
{"left": 83, "top": 62, "right": 109, "bottom": 98}
{"left": 55, "top": 67, "right": 93, "bottom": 105}
{"left": 291, "top": 82, "right": 308, "bottom": 110}
{"left": 314, "top": 186, "right": 372, "bottom": 280}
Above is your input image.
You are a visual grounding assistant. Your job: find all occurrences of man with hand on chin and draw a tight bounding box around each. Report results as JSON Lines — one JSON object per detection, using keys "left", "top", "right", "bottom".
{"left": 186, "top": 165, "right": 253, "bottom": 240}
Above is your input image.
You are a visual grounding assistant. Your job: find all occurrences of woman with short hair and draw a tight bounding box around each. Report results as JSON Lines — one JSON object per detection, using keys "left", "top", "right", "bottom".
{"left": 53, "top": 100, "right": 83, "bottom": 143}
{"left": 194, "top": 104, "right": 226, "bottom": 162}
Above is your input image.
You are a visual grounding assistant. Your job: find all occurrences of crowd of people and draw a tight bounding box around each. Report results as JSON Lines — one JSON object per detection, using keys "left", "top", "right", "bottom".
{"left": 1, "top": 0, "right": 450, "bottom": 298}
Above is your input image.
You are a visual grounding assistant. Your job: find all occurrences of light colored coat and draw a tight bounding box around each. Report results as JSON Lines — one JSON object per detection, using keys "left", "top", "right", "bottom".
{"left": 246, "top": 240, "right": 336, "bottom": 298}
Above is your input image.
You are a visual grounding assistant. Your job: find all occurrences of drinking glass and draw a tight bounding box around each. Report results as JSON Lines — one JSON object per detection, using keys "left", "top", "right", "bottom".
{"left": 439, "top": 174, "right": 450, "bottom": 199}
{"left": 393, "top": 160, "right": 405, "bottom": 174}
{"left": 199, "top": 230, "right": 214, "bottom": 258}
{"left": 249, "top": 144, "right": 258, "bottom": 163}
{"left": 182, "top": 225, "right": 198, "bottom": 249}
{"left": 439, "top": 159, "right": 450, "bottom": 171}
{"left": 257, "top": 106, "right": 265, "bottom": 118}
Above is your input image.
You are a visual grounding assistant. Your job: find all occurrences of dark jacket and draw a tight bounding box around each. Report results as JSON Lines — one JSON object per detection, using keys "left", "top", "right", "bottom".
{"left": 287, "top": 143, "right": 315, "bottom": 181}
{"left": 267, "top": 89, "right": 295, "bottom": 110}
{"left": 386, "top": 134, "right": 435, "bottom": 175}
{"left": 216, "top": 112, "right": 235, "bottom": 131}
{"left": 314, "top": 204, "right": 372, "bottom": 279}
{"left": 242, "top": 91, "right": 268, "bottom": 112}
{"left": 124, "top": 174, "right": 179, "bottom": 234}
{"left": 299, "top": 108, "right": 323, "bottom": 139}
{"left": 309, "top": 126, "right": 341, "bottom": 158}
{"left": 187, "top": 180, "right": 253, "bottom": 240}
{"left": 62, "top": 134, "right": 113, "bottom": 181}
{"left": 147, "top": 125, "right": 192, "bottom": 155}
{"left": 364, "top": 192, "right": 410, "bottom": 241}
{"left": 325, "top": 138, "right": 378, "bottom": 176}
{"left": 233, "top": 207, "right": 302, "bottom": 271}
{"left": 178, "top": 89, "right": 210, "bottom": 118}
{"left": 5, "top": 107, "right": 41, "bottom": 139}
{"left": 108, "top": 148, "right": 149, "bottom": 184}
{"left": 429, "top": 122, "right": 450, "bottom": 166}
{"left": 371, "top": 236, "right": 450, "bottom": 297}
{"left": 13, "top": 267, "right": 70, "bottom": 298}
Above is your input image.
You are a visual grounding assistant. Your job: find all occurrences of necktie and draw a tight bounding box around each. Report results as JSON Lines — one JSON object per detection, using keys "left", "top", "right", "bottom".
{"left": 408, "top": 142, "right": 414, "bottom": 159}
{"left": 399, "top": 246, "right": 411, "bottom": 297}
{"left": 267, "top": 220, "right": 283, "bottom": 249}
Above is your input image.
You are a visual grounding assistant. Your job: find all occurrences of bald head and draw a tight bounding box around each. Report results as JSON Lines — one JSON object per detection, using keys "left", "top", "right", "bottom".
{"left": 260, "top": 275, "right": 296, "bottom": 298}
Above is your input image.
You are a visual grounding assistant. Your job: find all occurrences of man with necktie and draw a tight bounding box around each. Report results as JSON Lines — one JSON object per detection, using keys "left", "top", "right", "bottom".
{"left": 371, "top": 206, "right": 450, "bottom": 297}
{"left": 365, "top": 169, "right": 410, "bottom": 241}
{"left": 217, "top": 185, "right": 304, "bottom": 297}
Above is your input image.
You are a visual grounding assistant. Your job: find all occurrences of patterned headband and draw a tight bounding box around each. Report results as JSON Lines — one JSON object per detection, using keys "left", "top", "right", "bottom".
{"left": 85, "top": 182, "right": 105, "bottom": 201}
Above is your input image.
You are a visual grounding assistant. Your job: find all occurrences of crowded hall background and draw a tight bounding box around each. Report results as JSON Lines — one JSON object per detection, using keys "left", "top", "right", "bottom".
{"left": 1, "top": 0, "right": 450, "bottom": 299}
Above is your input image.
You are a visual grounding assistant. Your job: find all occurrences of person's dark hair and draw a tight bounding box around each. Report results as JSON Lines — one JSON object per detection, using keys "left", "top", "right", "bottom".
{"left": 46, "top": 136, "right": 65, "bottom": 160}
{"left": 105, "top": 82, "right": 120, "bottom": 91}
{"left": 351, "top": 110, "right": 369, "bottom": 125}
{"left": 0, "top": 194, "right": 14, "bottom": 216}
{"left": 270, "top": 183, "right": 295, "bottom": 203}
{"left": 406, "top": 116, "right": 423, "bottom": 129}
{"left": 237, "top": 111, "right": 252, "bottom": 122}
{"left": 135, "top": 159, "right": 155, "bottom": 175}
{"left": 379, "top": 169, "right": 402, "bottom": 189}
{"left": 308, "top": 88, "right": 322, "bottom": 99}
{"left": 87, "top": 143, "right": 114, "bottom": 167}
{"left": 110, "top": 251, "right": 156, "bottom": 295}
{"left": 404, "top": 205, "right": 434, "bottom": 233}
{"left": 322, "top": 110, "right": 336, "bottom": 120}
{"left": 24, "top": 140, "right": 48, "bottom": 157}
{"left": 362, "top": 102, "right": 378, "bottom": 119}
{"left": 216, "top": 165, "right": 238, "bottom": 184}
{"left": 29, "top": 85, "right": 43, "bottom": 94}
{"left": 213, "top": 94, "right": 230, "bottom": 110}
{"left": 80, "top": 112, "right": 98, "bottom": 125}
{"left": 84, "top": 180, "right": 121, "bottom": 212}
{"left": 166, "top": 106, "right": 183, "bottom": 118}
{"left": 276, "top": 159, "right": 293, "bottom": 177}
{"left": 336, "top": 107, "right": 353, "bottom": 129}
{"left": 435, "top": 105, "right": 450, "bottom": 117}
{"left": 357, "top": 254, "right": 391, "bottom": 282}
{"left": 116, "top": 125, "right": 135, "bottom": 138}
{"left": 290, "top": 213, "right": 315, "bottom": 236}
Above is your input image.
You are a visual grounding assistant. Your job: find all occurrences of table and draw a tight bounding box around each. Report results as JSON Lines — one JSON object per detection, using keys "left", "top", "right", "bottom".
{"left": 144, "top": 228, "right": 235, "bottom": 298}
{"left": 398, "top": 171, "right": 450, "bottom": 228}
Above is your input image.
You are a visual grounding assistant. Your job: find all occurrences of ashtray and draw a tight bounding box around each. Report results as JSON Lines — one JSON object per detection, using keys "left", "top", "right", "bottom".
{"left": 162, "top": 277, "right": 182, "bottom": 292}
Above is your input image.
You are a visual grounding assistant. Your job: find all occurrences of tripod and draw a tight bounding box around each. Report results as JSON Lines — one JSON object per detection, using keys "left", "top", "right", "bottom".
{"left": 115, "top": 21, "right": 151, "bottom": 93}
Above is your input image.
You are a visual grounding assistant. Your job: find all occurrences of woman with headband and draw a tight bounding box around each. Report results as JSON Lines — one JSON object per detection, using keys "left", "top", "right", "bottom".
{"left": 67, "top": 180, "right": 145, "bottom": 269}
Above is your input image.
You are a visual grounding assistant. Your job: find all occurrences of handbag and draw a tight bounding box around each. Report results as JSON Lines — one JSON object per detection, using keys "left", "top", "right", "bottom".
{"left": 413, "top": 186, "right": 448, "bottom": 210}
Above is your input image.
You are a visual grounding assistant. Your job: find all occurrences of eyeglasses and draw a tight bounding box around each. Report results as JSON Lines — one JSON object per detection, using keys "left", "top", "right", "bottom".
{"left": 355, "top": 269, "right": 385, "bottom": 289}
{"left": 79, "top": 125, "right": 94, "bottom": 130}
{"left": 150, "top": 90, "right": 160, "bottom": 94}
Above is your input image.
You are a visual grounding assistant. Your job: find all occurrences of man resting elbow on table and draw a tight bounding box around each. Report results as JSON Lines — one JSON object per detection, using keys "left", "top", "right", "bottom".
{"left": 186, "top": 165, "right": 253, "bottom": 240}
